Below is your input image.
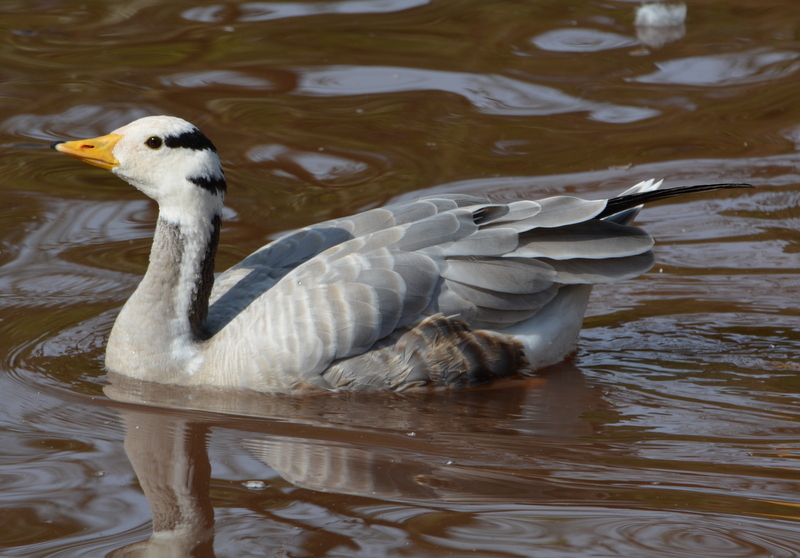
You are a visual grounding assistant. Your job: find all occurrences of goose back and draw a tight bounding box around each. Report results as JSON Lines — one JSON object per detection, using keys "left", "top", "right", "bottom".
{"left": 198, "top": 192, "right": 655, "bottom": 391}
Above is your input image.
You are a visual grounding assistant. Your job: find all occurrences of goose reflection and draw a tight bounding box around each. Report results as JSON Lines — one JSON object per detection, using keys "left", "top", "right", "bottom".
{"left": 104, "top": 363, "right": 608, "bottom": 556}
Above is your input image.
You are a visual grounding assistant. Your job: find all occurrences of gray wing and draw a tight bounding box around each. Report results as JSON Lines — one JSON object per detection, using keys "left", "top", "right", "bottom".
{"left": 202, "top": 192, "right": 654, "bottom": 390}
{"left": 205, "top": 195, "right": 488, "bottom": 332}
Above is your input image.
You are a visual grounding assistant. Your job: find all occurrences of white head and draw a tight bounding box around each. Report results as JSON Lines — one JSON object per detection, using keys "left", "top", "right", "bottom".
{"left": 53, "top": 115, "right": 226, "bottom": 227}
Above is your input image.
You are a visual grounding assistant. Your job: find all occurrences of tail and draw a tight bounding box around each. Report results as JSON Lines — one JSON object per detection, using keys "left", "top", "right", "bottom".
{"left": 597, "top": 182, "right": 753, "bottom": 221}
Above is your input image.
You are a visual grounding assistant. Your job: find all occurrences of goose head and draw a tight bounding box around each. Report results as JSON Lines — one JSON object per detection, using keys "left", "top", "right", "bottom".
{"left": 52, "top": 115, "right": 226, "bottom": 226}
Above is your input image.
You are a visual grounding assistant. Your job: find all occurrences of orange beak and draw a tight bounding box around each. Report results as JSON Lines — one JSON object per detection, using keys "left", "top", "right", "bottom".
{"left": 52, "top": 133, "right": 122, "bottom": 170}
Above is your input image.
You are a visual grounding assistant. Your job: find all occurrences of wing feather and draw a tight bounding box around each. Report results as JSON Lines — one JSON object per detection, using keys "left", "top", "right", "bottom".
{"left": 441, "top": 227, "right": 520, "bottom": 257}
{"left": 514, "top": 196, "right": 606, "bottom": 228}
{"left": 442, "top": 257, "right": 556, "bottom": 294}
{"left": 447, "top": 280, "right": 558, "bottom": 311}
{"left": 513, "top": 220, "right": 653, "bottom": 259}
{"left": 545, "top": 252, "right": 656, "bottom": 284}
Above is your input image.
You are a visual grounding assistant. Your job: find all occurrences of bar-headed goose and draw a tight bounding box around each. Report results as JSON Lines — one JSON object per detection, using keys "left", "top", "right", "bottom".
{"left": 52, "top": 115, "right": 749, "bottom": 392}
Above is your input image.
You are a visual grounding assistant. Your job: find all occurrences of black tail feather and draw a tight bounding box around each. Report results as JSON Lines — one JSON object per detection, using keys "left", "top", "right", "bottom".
{"left": 597, "top": 182, "right": 753, "bottom": 220}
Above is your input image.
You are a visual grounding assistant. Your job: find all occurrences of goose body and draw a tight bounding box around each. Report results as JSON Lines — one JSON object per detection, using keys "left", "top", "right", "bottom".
{"left": 53, "top": 116, "right": 748, "bottom": 392}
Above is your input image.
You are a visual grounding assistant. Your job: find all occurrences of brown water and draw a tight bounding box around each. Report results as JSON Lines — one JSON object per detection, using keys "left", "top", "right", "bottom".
{"left": 1, "top": 0, "right": 799, "bottom": 556}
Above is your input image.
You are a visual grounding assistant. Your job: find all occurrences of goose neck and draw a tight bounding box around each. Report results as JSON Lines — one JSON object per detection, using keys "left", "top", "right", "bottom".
{"left": 105, "top": 212, "right": 220, "bottom": 378}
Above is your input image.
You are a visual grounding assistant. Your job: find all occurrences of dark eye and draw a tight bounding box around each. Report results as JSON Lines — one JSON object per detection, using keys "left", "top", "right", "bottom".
{"left": 145, "top": 136, "right": 163, "bottom": 149}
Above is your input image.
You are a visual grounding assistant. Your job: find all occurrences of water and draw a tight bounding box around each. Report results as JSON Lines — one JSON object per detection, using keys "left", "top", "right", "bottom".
{"left": 1, "top": 0, "right": 799, "bottom": 556}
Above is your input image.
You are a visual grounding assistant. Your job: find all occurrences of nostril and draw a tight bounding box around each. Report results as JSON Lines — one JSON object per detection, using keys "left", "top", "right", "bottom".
{"left": 81, "top": 144, "right": 94, "bottom": 149}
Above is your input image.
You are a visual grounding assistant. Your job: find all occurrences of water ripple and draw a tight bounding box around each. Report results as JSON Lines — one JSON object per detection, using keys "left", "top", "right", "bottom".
{"left": 423, "top": 508, "right": 800, "bottom": 557}
{"left": 532, "top": 28, "right": 638, "bottom": 52}
{"left": 1, "top": 105, "right": 154, "bottom": 141}
{"left": 634, "top": 48, "right": 800, "bottom": 86}
{"left": 247, "top": 143, "right": 386, "bottom": 187}
{"left": 0, "top": 199, "right": 146, "bottom": 307}
{"left": 160, "top": 70, "right": 277, "bottom": 90}
{"left": 295, "top": 66, "right": 660, "bottom": 122}
{"left": 182, "top": 0, "right": 431, "bottom": 23}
